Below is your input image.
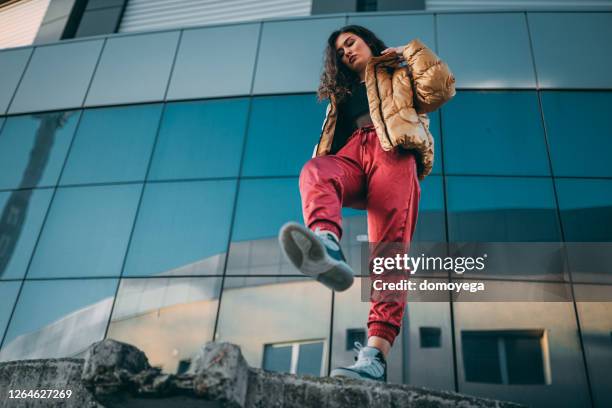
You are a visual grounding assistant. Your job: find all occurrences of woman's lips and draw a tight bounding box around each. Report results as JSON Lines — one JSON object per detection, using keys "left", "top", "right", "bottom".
{"left": 349, "top": 55, "right": 357, "bottom": 64}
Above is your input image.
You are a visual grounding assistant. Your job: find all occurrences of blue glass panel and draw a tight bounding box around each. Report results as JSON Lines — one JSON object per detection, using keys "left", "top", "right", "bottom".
{"left": 227, "top": 178, "right": 302, "bottom": 276}
{"left": 0, "top": 111, "right": 80, "bottom": 190}
{"left": 242, "top": 95, "right": 327, "bottom": 177}
{"left": 9, "top": 40, "right": 103, "bottom": 114}
{"left": 347, "top": 14, "right": 435, "bottom": 50}
{"left": 528, "top": 13, "right": 612, "bottom": 89}
{"left": 28, "top": 184, "right": 141, "bottom": 279}
{"left": 0, "top": 281, "right": 20, "bottom": 343}
{"left": 0, "top": 278, "right": 117, "bottom": 361}
{"left": 0, "top": 48, "right": 32, "bottom": 114}
{"left": 61, "top": 104, "right": 163, "bottom": 185}
{"left": 106, "top": 276, "right": 222, "bottom": 374}
{"left": 437, "top": 13, "right": 535, "bottom": 88}
{"left": 85, "top": 31, "right": 180, "bottom": 106}
{"left": 253, "top": 17, "right": 345, "bottom": 94}
{"left": 149, "top": 99, "right": 249, "bottom": 180}
{"left": 415, "top": 175, "right": 445, "bottom": 242}
{"left": 0, "top": 189, "right": 53, "bottom": 280}
{"left": 232, "top": 178, "right": 302, "bottom": 242}
{"left": 442, "top": 91, "right": 549, "bottom": 176}
{"left": 167, "top": 24, "right": 259, "bottom": 99}
{"left": 541, "top": 91, "right": 612, "bottom": 177}
{"left": 446, "top": 176, "right": 561, "bottom": 242}
{"left": 556, "top": 178, "right": 612, "bottom": 242}
{"left": 124, "top": 180, "right": 236, "bottom": 277}
{"left": 429, "top": 110, "right": 442, "bottom": 175}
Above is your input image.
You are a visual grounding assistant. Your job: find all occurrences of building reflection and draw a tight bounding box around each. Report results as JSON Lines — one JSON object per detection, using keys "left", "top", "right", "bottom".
{"left": 0, "top": 112, "right": 74, "bottom": 278}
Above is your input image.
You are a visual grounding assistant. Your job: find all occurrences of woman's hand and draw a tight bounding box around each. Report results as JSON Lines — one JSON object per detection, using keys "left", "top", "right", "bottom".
{"left": 381, "top": 46, "right": 406, "bottom": 61}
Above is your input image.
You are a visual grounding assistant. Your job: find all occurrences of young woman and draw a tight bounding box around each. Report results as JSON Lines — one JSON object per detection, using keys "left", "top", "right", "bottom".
{"left": 279, "top": 25, "right": 455, "bottom": 382}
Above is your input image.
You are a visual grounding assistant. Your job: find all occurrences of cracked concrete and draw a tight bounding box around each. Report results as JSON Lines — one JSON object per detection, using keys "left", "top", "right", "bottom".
{"left": 0, "top": 339, "right": 524, "bottom": 408}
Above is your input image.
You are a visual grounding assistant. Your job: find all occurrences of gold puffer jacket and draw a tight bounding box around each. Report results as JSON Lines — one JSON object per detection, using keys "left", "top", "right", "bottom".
{"left": 313, "top": 38, "right": 456, "bottom": 180}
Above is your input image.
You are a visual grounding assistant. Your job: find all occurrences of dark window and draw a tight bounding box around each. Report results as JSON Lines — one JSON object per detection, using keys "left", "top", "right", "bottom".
{"left": 346, "top": 328, "right": 366, "bottom": 350}
{"left": 357, "top": 0, "right": 377, "bottom": 12}
{"left": 462, "top": 333, "right": 501, "bottom": 383}
{"left": 420, "top": 327, "right": 442, "bottom": 348}
{"left": 462, "top": 330, "right": 547, "bottom": 385}
{"left": 505, "top": 336, "right": 546, "bottom": 384}
{"left": 176, "top": 359, "right": 191, "bottom": 375}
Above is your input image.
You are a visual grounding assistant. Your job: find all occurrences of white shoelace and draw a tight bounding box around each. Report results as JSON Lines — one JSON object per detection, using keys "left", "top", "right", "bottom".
{"left": 348, "top": 341, "right": 385, "bottom": 377}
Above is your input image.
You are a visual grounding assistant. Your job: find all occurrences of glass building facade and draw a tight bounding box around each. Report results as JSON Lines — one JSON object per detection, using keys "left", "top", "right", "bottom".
{"left": 0, "top": 10, "right": 611, "bottom": 408}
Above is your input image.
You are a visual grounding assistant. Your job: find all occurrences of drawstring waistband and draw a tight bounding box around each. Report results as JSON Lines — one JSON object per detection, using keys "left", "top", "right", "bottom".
{"left": 358, "top": 124, "right": 375, "bottom": 145}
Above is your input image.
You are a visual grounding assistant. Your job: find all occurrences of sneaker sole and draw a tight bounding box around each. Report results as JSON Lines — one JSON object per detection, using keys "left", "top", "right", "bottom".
{"left": 330, "top": 368, "right": 385, "bottom": 382}
{"left": 279, "top": 222, "right": 354, "bottom": 292}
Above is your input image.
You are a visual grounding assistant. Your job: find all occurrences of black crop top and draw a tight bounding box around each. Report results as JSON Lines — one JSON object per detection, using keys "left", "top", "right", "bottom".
{"left": 330, "top": 82, "right": 370, "bottom": 154}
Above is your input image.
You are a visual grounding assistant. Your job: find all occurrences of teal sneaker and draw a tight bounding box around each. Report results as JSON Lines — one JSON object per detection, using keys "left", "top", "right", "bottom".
{"left": 330, "top": 342, "right": 387, "bottom": 382}
{"left": 279, "top": 222, "right": 354, "bottom": 292}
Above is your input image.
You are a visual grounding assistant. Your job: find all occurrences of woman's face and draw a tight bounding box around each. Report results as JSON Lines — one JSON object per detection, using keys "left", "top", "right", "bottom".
{"left": 335, "top": 32, "right": 372, "bottom": 74}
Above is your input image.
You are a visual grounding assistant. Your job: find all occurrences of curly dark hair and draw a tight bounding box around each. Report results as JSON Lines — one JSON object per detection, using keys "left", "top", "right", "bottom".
{"left": 317, "top": 25, "right": 388, "bottom": 103}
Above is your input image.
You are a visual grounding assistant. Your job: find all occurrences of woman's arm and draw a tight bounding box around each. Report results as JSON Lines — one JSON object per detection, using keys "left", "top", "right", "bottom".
{"left": 383, "top": 39, "right": 456, "bottom": 113}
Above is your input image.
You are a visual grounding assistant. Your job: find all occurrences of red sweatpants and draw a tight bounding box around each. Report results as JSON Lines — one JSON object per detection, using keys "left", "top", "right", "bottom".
{"left": 299, "top": 125, "right": 421, "bottom": 346}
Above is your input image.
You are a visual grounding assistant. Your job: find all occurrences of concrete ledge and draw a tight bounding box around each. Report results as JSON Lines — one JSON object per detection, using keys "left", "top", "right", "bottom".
{"left": 0, "top": 339, "right": 525, "bottom": 408}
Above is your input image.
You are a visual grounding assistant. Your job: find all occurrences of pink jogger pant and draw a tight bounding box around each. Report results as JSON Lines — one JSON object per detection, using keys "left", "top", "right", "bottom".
{"left": 299, "top": 124, "right": 421, "bottom": 346}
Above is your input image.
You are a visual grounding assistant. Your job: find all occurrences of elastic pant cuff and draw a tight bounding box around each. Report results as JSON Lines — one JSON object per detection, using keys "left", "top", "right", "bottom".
{"left": 368, "top": 322, "right": 399, "bottom": 346}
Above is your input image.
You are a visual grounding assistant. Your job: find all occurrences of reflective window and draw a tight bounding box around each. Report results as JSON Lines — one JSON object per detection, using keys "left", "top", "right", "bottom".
{"left": 454, "top": 291, "right": 591, "bottom": 408}
{"left": 437, "top": 13, "right": 535, "bottom": 88}
{"left": 215, "top": 277, "right": 331, "bottom": 372}
{"left": 61, "top": 104, "right": 163, "bottom": 185}
{"left": 0, "top": 278, "right": 117, "bottom": 362}
{"left": 528, "top": 13, "right": 612, "bottom": 88}
{"left": 231, "top": 178, "right": 302, "bottom": 240}
{"left": 9, "top": 40, "right": 103, "bottom": 114}
{"left": 446, "top": 176, "right": 561, "bottom": 242}
{"left": 0, "top": 189, "right": 53, "bottom": 280}
{"left": 167, "top": 24, "right": 259, "bottom": 99}
{"left": 442, "top": 92, "right": 549, "bottom": 176}
{"left": 124, "top": 180, "right": 236, "bottom": 277}
{"left": 0, "top": 111, "right": 81, "bottom": 190}
{"left": 253, "top": 17, "right": 345, "bottom": 94}
{"left": 347, "top": 14, "right": 435, "bottom": 50}
{"left": 0, "top": 48, "right": 32, "bottom": 114}
{"left": 332, "top": 278, "right": 455, "bottom": 388}
{"left": 0, "top": 281, "right": 20, "bottom": 343}
{"left": 227, "top": 178, "right": 302, "bottom": 276}
{"left": 541, "top": 91, "right": 612, "bottom": 177}
{"left": 241, "top": 95, "right": 327, "bottom": 177}
{"left": 85, "top": 31, "right": 180, "bottom": 106}
{"left": 28, "top": 184, "right": 142, "bottom": 279}
{"left": 149, "top": 99, "right": 249, "bottom": 180}
{"left": 106, "top": 276, "right": 222, "bottom": 374}
{"left": 556, "top": 178, "right": 612, "bottom": 242}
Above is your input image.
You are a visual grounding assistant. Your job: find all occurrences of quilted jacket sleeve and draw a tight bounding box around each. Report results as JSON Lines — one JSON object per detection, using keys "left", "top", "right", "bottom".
{"left": 402, "top": 38, "right": 456, "bottom": 114}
